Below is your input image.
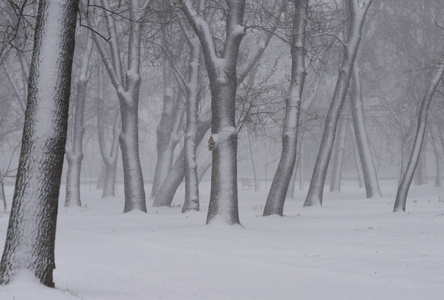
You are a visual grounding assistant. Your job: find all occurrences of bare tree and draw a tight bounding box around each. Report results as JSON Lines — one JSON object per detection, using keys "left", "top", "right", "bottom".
{"left": 87, "top": 0, "right": 149, "bottom": 212}
{"left": 0, "top": 0, "right": 78, "bottom": 286}
{"left": 394, "top": 62, "right": 444, "bottom": 212}
{"left": 304, "top": 0, "right": 373, "bottom": 207}
{"left": 263, "top": 0, "right": 308, "bottom": 216}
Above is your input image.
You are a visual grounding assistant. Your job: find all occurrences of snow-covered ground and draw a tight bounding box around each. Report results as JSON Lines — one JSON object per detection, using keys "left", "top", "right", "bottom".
{"left": 1, "top": 179, "right": 443, "bottom": 299}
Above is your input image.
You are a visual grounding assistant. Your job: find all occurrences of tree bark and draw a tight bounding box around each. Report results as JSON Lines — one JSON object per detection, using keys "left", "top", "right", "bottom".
{"left": 0, "top": 0, "right": 78, "bottom": 286}
{"left": 394, "top": 63, "right": 444, "bottom": 212}
{"left": 264, "top": 0, "right": 308, "bottom": 216}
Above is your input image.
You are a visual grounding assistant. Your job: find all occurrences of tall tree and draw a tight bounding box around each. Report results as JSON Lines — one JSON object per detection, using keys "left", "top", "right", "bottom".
{"left": 394, "top": 62, "right": 444, "bottom": 212}
{"left": 179, "top": 0, "right": 246, "bottom": 224}
{"left": 263, "top": 0, "right": 308, "bottom": 216}
{"left": 87, "top": 0, "right": 149, "bottom": 212}
{"left": 0, "top": 0, "right": 78, "bottom": 286}
{"left": 304, "top": 0, "right": 372, "bottom": 207}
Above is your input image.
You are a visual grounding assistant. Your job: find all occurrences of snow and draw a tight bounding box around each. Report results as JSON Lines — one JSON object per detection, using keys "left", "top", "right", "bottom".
{"left": 1, "top": 179, "right": 444, "bottom": 299}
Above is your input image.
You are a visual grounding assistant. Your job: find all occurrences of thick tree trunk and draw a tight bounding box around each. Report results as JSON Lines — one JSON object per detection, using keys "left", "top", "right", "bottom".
{"left": 304, "top": 0, "right": 372, "bottom": 207}
{"left": 65, "top": 33, "right": 94, "bottom": 208}
{"left": 0, "top": 0, "right": 78, "bottom": 287}
{"left": 350, "top": 64, "right": 382, "bottom": 197}
{"left": 394, "top": 63, "right": 444, "bottom": 212}
{"left": 329, "top": 118, "right": 347, "bottom": 192}
{"left": 264, "top": 0, "right": 308, "bottom": 216}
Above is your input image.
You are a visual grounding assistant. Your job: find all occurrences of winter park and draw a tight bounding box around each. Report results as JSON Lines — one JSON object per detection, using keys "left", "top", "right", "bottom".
{"left": 0, "top": 0, "right": 444, "bottom": 299}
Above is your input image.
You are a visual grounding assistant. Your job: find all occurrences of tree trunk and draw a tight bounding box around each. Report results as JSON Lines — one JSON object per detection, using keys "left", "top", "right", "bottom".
{"left": 153, "top": 114, "right": 211, "bottom": 207}
{"left": 0, "top": 0, "right": 78, "bottom": 287}
{"left": 430, "top": 126, "right": 442, "bottom": 188}
{"left": 89, "top": 0, "right": 147, "bottom": 212}
{"left": 247, "top": 129, "right": 260, "bottom": 192}
{"left": 414, "top": 142, "right": 428, "bottom": 185}
{"left": 304, "top": 0, "right": 372, "bottom": 207}
{"left": 394, "top": 63, "right": 444, "bottom": 212}
{"left": 329, "top": 117, "right": 347, "bottom": 192}
{"left": 264, "top": 0, "right": 308, "bottom": 216}
{"left": 65, "top": 33, "right": 94, "bottom": 208}
{"left": 350, "top": 64, "right": 382, "bottom": 197}
{"left": 183, "top": 38, "right": 202, "bottom": 213}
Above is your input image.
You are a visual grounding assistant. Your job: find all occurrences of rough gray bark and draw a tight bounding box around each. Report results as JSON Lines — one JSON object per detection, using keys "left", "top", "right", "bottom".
{"left": 350, "top": 64, "right": 382, "bottom": 197}
{"left": 0, "top": 0, "right": 78, "bottom": 286}
{"left": 304, "top": 0, "right": 372, "bottom": 207}
{"left": 329, "top": 117, "right": 347, "bottom": 192}
{"left": 264, "top": 0, "right": 308, "bottom": 216}
{"left": 65, "top": 33, "right": 94, "bottom": 208}
{"left": 394, "top": 62, "right": 444, "bottom": 212}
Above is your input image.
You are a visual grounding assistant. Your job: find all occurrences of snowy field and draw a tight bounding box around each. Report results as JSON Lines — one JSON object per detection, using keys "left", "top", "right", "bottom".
{"left": 1, "top": 179, "right": 444, "bottom": 300}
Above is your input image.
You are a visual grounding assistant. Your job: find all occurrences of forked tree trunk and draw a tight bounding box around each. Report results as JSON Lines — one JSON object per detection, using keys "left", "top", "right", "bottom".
{"left": 89, "top": 0, "right": 147, "bottom": 212}
{"left": 65, "top": 33, "right": 94, "bottom": 208}
{"left": 394, "top": 63, "right": 444, "bottom": 212}
{"left": 264, "top": 0, "right": 308, "bottom": 216}
{"left": 304, "top": 0, "right": 372, "bottom": 207}
{"left": 181, "top": 0, "right": 246, "bottom": 225}
{"left": 0, "top": 0, "right": 78, "bottom": 286}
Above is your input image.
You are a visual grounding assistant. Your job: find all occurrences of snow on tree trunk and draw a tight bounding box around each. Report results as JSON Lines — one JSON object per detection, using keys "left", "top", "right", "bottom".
{"left": 264, "top": 0, "right": 308, "bottom": 216}
{"left": 89, "top": 0, "right": 147, "bottom": 212}
{"left": 180, "top": 0, "right": 246, "bottom": 225}
{"left": 183, "top": 38, "right": 202, "bottom": 213}
{"left": 394, "top": 62, "right": 444, "bottom": 212}
{"left": 0, "top": 0, "right": 78, "bottom": 286}
{"left": 304, "top": 0, "right": 372, "bottom": 207}
{"left": 350, "top": 64, "right": 382, "bottom": 197}
{"left": 0, "top": 175, "right": 7, "bottom": 213}
{"left": 65, "top": 33, "right": 94, "bottom": 208}
{"left": 329, "top": 117, "right": 347, "bottom": 192}
{"left": 153, "top": 114, "right": 211, "bottom": 207}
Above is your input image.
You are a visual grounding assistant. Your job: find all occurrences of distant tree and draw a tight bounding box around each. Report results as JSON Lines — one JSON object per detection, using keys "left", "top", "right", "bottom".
{"left": 0, "top": 0, "right": 78, "bottom": 286}
{"left": 65, "top": 31, "right": 94, "bottom": 208}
